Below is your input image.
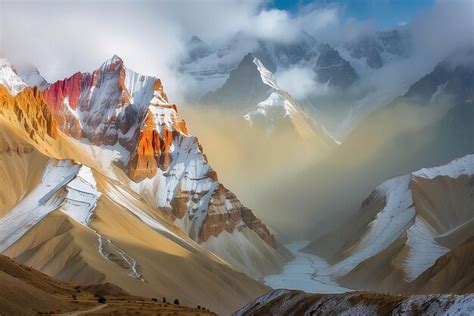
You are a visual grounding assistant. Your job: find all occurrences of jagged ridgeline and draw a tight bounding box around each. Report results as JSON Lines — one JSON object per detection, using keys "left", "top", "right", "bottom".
{"left": 0, "top": 57, "right": 292, "bottom": 315}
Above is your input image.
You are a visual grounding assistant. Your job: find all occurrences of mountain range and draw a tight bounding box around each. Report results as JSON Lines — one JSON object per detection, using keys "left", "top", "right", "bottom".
{"left": 0, "top": 56, "right": 292, "bottom": 314}
{"left": 183, "top": 30, "right": 409, "bottom": 96}
{"left": 0, "top": 27, "right": 472, "bottom": 316}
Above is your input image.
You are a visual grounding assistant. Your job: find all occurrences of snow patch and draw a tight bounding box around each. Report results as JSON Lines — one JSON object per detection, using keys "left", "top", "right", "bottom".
{"left": 404, "top": 217, "right": 450, "bottom": 280}
{"left": 264, "top": 241, "right": 350, "bottom": 293}
{"left": 61, "top": 165, "right": 101, "bottom": 226}
{"left": 0, "top": 160, "right": 80, "bottom": 252}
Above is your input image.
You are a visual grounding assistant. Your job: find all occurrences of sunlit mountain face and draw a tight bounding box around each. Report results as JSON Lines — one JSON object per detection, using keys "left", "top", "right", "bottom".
{"left": 1, "top": 0, "right": 473, "bottom": 314}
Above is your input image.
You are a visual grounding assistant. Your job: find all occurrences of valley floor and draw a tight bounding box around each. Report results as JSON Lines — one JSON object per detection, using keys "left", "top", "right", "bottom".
{"left": 264, "top": 241, "right": 350, "bottom": 293}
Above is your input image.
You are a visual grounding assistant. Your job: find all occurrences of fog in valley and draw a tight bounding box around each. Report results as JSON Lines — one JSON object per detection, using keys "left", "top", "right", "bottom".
{"left": 184, "top": 98, "right": 457, "bottom": 241}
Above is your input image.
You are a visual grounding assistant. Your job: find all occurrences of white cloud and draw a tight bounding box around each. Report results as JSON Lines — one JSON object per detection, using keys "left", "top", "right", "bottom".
{"left": 1, "top": 0, "right": 472, "bottom": 104}
{"left": 276, "top": 67, "right": 330, "bottom": 98}
{"left": 0, "top": 0, "right": 350, "bottom": 102}
{"left": 408, "top": 0, "right": 474, "bottom": 64}
{"left": 358, "top": 0, "right": 474, "bottom": 95}
{"left": 0, "top": 1, "right": 189, "bottom": 102}
{"left": 253, "top": 9, "right": 296, "bottom": 42}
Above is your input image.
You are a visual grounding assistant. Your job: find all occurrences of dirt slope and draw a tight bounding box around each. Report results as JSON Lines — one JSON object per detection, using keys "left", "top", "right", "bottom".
{"left": 0, "top": 254, "right": 215, "bottom": 315}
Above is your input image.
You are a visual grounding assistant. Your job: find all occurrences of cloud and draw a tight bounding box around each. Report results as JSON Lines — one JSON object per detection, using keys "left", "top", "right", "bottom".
{"left": 0, "top": 1, "right": 190, "bottom": 102}
{"left": 0, "top": 1, "right": 366, "bottom": 99}
{"left": 253, "top": 9, "right": 296, "bottom": 42}
{"left": 342, "top": 0, "right": 474, "bottom": 134}
{"left": 276, "top": 67, "right": 330, "bottom": 98}
{"left": 1, "top": 0, "right": 471, "bottom": 108}
{"left": 408, "top": 0, "right": 474, "bottom": 64}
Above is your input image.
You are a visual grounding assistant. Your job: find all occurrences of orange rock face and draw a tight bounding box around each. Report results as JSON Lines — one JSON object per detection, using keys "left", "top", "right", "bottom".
{"left": 0, "top": 85, "right": 58, "bottom": 141}
{"left": 127, "top": 111, "right": 175, "bottom": 182}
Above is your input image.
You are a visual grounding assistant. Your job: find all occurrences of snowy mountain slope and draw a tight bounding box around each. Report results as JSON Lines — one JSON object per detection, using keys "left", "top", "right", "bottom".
{"left": 0, "top": 57, "right": 291, "bottom": 280}
{"left": 0, "top": 114, "right": 271, "bottom": 314}
{"left": 305, "top": 154, "right": 474, "bottom": 293}
{"left": 234, "top": 289, "right": 474, "bottom": 316}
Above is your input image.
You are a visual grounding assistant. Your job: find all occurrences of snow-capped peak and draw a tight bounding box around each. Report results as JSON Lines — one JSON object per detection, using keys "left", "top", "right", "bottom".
{"left": 244, "top": 56, "right": 331, "bottom": 139}
{"left": 0, "top": 58, "right": 28, "bottom": 96}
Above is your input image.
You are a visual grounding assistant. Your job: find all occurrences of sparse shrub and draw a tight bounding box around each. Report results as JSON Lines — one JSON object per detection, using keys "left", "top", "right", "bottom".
{"left": 97, "top": 296, "right": 107, "bottom": 304}
{"left": 197, "top": 305, "right": 201, "bottom": 309}
{"left": 71, "top": 294, "right": 77, "bottom": 300}
{"left": 151, "top": 297, "right": 158, "bottom": 302}
{"left": 173, "top": 299, "right": 180, "bottom": 305}
{"left": 162, "top": 297, "right": 167, "bottom": 303}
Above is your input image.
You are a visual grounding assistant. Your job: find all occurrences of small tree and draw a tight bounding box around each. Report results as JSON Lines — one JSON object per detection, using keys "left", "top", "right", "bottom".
{"left": 173, "top": 299, "right": 180, "bottom": 305}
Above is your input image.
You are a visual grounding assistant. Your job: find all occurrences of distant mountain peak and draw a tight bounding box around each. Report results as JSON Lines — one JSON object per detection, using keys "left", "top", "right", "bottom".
{"left": 0, "top": 58, "right": 28, "bottom": 96}
{"left": 245, "top": 57, "right": 337, "bottom": 141}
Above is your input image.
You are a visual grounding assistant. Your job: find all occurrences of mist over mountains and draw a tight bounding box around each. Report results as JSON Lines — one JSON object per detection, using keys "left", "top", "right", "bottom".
{"left": 1, "top": 0, "right": 473, "bottom": 314}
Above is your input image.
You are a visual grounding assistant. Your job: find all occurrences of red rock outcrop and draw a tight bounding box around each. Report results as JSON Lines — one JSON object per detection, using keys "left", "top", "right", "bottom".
{"left": 43, "top": 71, "right": 82, "bottom": 113}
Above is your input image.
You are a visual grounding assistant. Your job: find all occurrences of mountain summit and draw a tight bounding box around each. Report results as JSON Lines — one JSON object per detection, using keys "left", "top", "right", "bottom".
{"left": 0, "top": 56, "right": 291, "bottom": 314}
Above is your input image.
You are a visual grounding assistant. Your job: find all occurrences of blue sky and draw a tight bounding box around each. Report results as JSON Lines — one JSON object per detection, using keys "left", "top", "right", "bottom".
{"left": 271, "top": 0, "right": 435, "bottom": 30}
